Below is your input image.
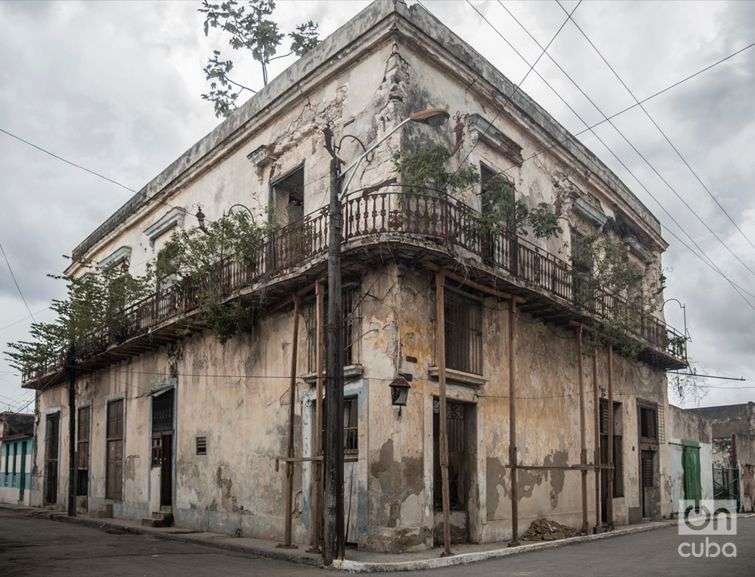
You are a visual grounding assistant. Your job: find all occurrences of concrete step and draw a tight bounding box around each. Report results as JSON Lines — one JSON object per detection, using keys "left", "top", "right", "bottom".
{"left": 141, "top": 512, "right": 173, "bottom": 528}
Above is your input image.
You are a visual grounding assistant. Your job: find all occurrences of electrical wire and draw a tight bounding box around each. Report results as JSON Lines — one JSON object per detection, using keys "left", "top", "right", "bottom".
{"left": 0, "top": 241, "right": 37, "bottom": 322}
{"left": 466, "top": 0, "right": 754, "bottom": 308}
{"left": 554, "top": 0, "right": 755, "bottom": 252}
{"left": 455, "top": 0, "right": 582, "bottom": 173}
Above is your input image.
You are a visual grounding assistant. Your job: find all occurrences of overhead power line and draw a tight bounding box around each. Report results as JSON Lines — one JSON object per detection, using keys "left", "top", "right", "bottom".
{"left": 456, "top": 0, "right": 582, "bottom": 171}
{"left": 468, "top": 1, "right": 754, "bottom": 307}
{"left": 668, "top": 372, "right": 746, "bottom": 382}
{"left": 0, "top": 241, "right": 37, "bottom": 322}
{"left": 0, "top": 126, "right": 138, "bottom": 194}
{"left": 554, "top": 0, "right": 755, "bottom": 252}
{"left": 0, "top": 125, "right": 196, "bottom": 238}
{"left": 495, "top": 1, "right": 755, "bottom": 288}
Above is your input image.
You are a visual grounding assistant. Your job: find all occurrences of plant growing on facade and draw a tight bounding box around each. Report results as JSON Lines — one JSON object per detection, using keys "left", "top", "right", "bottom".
{"left": 199, "top": 0, "right": 320, "bottom": 117}
{"left": 5, "top": 265, "right": 154, "bottom": 376}
{"left": 392, "top": 144, "right": 561, "bottom": 241}
{"left": 574, "top": 232, "right": 667, "bottom": 358}
{"left": 157, "top": 209, "right": 272, "bottom": 342}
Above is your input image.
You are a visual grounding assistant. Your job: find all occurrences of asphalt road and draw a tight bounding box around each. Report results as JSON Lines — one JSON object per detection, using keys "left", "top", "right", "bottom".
{"left": 0, "top": 508, "right": 752, "bottom": 577}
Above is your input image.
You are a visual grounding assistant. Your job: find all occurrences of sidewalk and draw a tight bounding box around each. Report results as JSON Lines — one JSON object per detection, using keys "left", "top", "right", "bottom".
{"left": 3, "top": 503, "right": 735, "bottom": 573}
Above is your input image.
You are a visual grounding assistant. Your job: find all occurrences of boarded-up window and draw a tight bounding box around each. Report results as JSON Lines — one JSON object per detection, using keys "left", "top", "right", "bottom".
{"left": 445, "top": 289, "right": 483, "bottom": 375}
{"left": 320, "top": 396, "right": 359, "bottom": 457}
{"left": 639, "top": 405, "right": 658, "bottom": 440}
{"left": 344, "top": 397, "right": 358, "bottom": 455}
{"left": 305, "top": 284, "right": 361, "bottom": 373}
{"left": 106, "top": 399, "right": 124, "bottom": 501}
{"left": 77, "top": 406, "right": 90, "bottom": 496}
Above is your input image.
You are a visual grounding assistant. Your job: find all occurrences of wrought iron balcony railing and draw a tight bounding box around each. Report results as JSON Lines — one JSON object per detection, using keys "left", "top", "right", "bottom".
{"left": 22, "top": 187, "right": 687, "bottom": 384}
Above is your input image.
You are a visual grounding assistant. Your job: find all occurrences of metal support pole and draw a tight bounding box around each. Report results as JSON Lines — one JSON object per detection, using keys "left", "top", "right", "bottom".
{"left": 593, "top": 345, "right": 601, "bottom": 531}
{"left": 281, "top": 296, "right": 300, "bottom": 548}
{"left": 435, "top": 271, "right": 452, "bottom": 556}
{"left": 66, "top": 346, "right": 77, "bottom": 517}
{"left": 508, "top": 299, "right": 519, "bottom": 546}
{"left": 577, "top": 327, "right": 588, "bottom": 534}
{"left": 607, "top": 344, "right": 615, "bottom": 530}
{"left": 323, "top": 146, "right": 345, "bottom": 564}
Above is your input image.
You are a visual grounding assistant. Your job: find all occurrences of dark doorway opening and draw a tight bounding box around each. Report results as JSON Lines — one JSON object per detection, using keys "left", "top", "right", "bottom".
{"left": 44, "top": 412, "right": 60, "bottom": 505}
{"left": 77, "top": 406, "right": 90, "bottom": 497}
{"left": 152, "top": 389, "right": 175, "bottom": 508}
{"left": 433, "top": 399, "right": 474, "bottom": 544}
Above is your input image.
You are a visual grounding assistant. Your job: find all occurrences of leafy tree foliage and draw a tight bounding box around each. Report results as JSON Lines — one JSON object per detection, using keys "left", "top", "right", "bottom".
{"left": 393, "top": 144, "right": 561, "bottom": 240}
{"left": 199, "top": 0, "right": 320, "bottom": 117}
{"left": 5, "top": 265, "right": 154, "bottom": 375}
{"left": 157, "top": 209, "right": 272, "bottom": 342}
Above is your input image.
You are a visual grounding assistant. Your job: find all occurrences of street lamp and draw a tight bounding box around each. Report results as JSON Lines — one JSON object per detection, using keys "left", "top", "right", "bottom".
{"left": 662, "top": 297, "right": 690, "bottom": 341}
{"left": 321, "top": 107, "right": 449, "bottom": 564}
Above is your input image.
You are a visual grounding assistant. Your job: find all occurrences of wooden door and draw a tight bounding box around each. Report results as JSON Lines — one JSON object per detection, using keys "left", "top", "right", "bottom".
{"left": 106, "top": 399, "right": 124, "bottom": 501}
{"left": 44, "top": 413, "right": 59, "bottom": 505}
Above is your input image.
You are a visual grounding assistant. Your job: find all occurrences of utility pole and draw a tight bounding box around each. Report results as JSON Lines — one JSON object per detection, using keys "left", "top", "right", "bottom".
{"left": 323, "top": 125, "right": 344, "bottom": 564}
{"left": 66, "top": 345, "right": 77, "bottom": 517}
{"left": 318, "top": 110, "right": 449, "bottom": 564}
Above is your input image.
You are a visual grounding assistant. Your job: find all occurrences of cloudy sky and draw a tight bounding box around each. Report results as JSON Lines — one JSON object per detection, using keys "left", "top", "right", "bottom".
{"left": 0, "top": 0, "right": 752, "bottom": 412}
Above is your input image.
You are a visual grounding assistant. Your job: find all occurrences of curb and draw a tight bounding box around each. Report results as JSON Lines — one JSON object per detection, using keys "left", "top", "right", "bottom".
{"left": 0, "top": 504, "right": 323, "bottom": 569}
{"left": 335, "top": 513, "right": 755, "bottom": 572}
{"left": 334, "top": 520, "right": 678, "bottom": 572}
{"left": 4, "top": 505, "right": 752, "bottom": 573}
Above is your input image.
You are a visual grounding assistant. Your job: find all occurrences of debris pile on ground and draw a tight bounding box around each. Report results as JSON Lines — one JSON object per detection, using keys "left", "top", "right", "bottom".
{"left": 521, "top": 518, "right": 581, "bottom": 542}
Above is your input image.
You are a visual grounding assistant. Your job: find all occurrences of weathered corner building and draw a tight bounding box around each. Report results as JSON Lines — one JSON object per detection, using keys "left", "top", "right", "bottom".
{"left": 22, "top": 0, "right": 690, "bottom": 552}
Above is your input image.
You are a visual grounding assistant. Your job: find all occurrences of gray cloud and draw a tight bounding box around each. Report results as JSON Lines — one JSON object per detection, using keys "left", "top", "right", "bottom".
{"left": 0, "top": 0, "right": 752, "bottom": 409}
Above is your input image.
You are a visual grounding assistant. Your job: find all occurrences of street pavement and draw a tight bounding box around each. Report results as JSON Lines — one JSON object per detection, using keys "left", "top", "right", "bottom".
{"left": 0, "top": 508, "right": 752, "bottom": 576}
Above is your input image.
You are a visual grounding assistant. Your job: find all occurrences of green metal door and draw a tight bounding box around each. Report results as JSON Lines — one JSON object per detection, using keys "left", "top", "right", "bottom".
{"left": 19, "top": 441, "right": 27, "bottom": 500}
{"left": 682, "top": 442, "right": 702, "bottom": 501}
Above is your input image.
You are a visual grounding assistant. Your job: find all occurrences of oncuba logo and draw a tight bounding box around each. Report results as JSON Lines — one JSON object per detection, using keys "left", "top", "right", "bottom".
{"left": 678, "top": 500, "right": 737, "bottom": 559}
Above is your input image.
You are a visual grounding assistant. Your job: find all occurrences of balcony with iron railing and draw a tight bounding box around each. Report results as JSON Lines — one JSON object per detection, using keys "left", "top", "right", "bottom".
{"left": 22, "top": 186, "right": 688, "bottom": 388}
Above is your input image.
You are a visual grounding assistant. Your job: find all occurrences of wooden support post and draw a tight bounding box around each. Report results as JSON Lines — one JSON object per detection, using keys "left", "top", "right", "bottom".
{"left": 577, "top": 326, "right": 588, "bottom": 534}
{"left": 281, "top": 296, "right": 300, "bottom": 548}
{"left": 592, "top": 344, "right": 601, "bottom": 532}
{"left": 66, "top": 347, "right": 77, "bottom": 518}
{"left": 435, "top": 271, "right": 452, "bottom": 557}
{"left": 310, "top": 280, "right": 325, "bottom": 551}
{"left": 607, "top": 344, "right": 615, "bottom": 530}
{"left": 508, "top": 299, "right": 519, "bottom": 546}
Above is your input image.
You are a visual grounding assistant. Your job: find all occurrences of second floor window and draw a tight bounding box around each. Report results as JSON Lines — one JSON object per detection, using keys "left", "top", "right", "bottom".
{"left": 305, "top": 284, "right": 361, "bottom": 373}
{"left": 445, "top": 288, "right": 483, "bottom": 375}
{"left": 639, "top": 405, "right": 658, "bottom": 440}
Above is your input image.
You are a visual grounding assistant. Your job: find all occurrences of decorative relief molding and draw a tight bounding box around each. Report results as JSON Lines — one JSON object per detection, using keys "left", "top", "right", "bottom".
{"left": 573, "top": 196, "right": 608, "bottom": 229}
{"left": 467, "top": 113, "right": 523, "bottom": 167}
{"left": 144, "top": 207, "right": 185, "bottom": 245}
{"left": 98, "top": 245, "right": 132, "bottom": 269}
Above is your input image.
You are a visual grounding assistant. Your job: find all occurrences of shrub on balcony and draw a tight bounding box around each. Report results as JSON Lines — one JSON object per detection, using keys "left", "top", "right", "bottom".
{"left": 5, "top": 264, "right": 154, "bottom": 376}
{"left": 157, "top": 209, "right": 271, "bottom": 342}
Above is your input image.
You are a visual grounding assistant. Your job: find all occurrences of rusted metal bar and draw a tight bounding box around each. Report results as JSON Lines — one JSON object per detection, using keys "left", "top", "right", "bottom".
{"left": 281, "top": 296, "right": 300, "bottom": 549}
{"left": 435, "top": 270, "right": 453, "bottom": 557}
{"left": 311, "top": 280, "right": 325, "bottom": 551}
{"left": 508, "top": 298, "right": 519, "bottom": 546}
{"left": 577, "top": 326, "right": 588, "bottom": 534}
{"left": 593, "top": 343, "right": 601, "bottom": 532}
{"left": 504, "top": 464, "right": 596, "bottom": 471}
{"left": 607, "top": 344, "right": 615, "bottom": 530}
